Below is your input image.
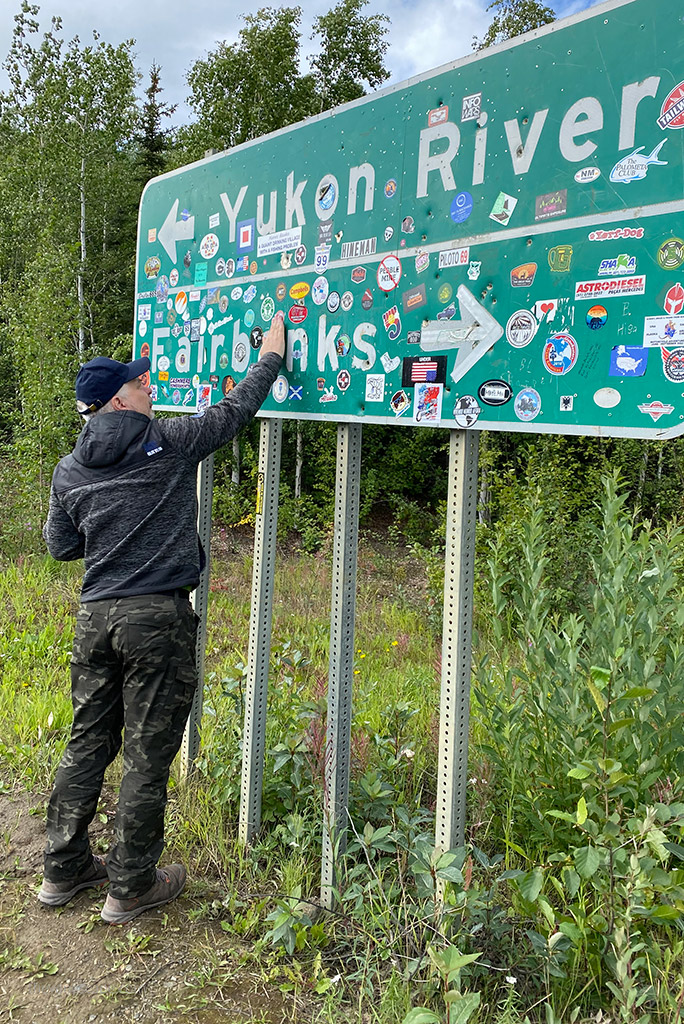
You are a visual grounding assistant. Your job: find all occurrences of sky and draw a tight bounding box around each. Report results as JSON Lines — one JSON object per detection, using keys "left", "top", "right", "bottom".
{"left": 0, "top": 0, "right": 600, "bottom": 125}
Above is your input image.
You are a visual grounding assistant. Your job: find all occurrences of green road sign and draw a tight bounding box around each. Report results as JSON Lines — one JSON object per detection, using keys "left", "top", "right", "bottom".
{"left": 134, "top": 0, "right": 684, "bottom": 439}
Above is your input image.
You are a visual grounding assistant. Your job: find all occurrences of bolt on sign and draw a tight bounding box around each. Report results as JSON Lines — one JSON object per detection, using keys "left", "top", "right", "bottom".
{"left": 134, "top": 0, "right": 684, "bottom": 439}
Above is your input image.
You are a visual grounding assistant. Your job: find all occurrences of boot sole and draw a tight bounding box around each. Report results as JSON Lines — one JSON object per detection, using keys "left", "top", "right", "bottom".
{"left": 100, "top": 878, "right": 186, "bottom": 924}
{"left": 38, "top": 877, "right": 109, "bottom": 907}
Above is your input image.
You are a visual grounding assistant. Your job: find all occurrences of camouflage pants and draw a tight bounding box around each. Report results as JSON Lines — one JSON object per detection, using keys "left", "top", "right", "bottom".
{"left": 44, "top": 593, "right": 198, "bottom": 899}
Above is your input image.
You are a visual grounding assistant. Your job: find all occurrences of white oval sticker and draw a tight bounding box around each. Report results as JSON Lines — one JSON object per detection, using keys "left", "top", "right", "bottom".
{"left": 575, "top": 166, "right": 601, "bottom": 184}
{"left": 594, "top": 387, "right": 621, "bottom": 408}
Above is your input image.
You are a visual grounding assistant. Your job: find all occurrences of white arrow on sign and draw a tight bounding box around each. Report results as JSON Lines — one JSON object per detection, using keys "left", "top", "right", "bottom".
{"left": 158, "top": 199, "right": 195, "bottom": 263}
{"left": 420, "top": 284, "right": 504, "bottom": 385}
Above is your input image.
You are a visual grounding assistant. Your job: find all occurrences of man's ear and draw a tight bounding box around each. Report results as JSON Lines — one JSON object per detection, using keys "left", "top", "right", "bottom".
{"left": 110, "top": 391, "right": 128, "bottom": 411}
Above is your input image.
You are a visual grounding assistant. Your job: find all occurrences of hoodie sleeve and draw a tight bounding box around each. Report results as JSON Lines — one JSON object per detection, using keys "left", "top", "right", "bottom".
{"left": 156, "top": 352, "right": 282, "bottom": 463}
{"left": 43, "top": 482, "right": 85, "bottom": 561}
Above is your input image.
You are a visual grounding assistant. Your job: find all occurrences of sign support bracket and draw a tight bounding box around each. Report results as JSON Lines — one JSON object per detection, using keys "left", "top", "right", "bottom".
{"left": 239, "top": 418, "right": 283, "bottom": 844}
{"left": 321, "top": 423, "right": 362, "bottom": 911}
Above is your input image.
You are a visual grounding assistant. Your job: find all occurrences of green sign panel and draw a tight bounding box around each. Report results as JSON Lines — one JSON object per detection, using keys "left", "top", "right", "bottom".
{"left": 134, "top": 0, "right": 684, "bottom": 438}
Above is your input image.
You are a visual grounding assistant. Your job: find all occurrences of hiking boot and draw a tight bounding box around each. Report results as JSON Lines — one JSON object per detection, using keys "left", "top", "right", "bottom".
{"left": 100, "top": 864, "right": 186, "bottom": 924}
{"left": 38, "top": 855, "right": 109, "bottom": 906}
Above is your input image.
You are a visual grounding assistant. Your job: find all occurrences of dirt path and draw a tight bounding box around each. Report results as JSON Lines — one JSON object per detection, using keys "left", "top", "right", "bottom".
{"left": 0, "top": 788, "right": 302, "bottom": 1024}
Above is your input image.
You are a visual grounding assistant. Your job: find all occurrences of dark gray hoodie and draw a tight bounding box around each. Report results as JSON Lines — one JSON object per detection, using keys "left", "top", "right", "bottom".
{"left": 43, "top": 353, "right": 282, "bottom": 601}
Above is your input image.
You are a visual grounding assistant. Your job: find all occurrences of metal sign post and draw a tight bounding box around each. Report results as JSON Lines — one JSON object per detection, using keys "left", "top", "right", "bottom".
{"left": 321, "top": 424, "right": 362, "bottom": 910}
{"left": 180, "top": 454, "right": 214, "bottom": 778}
{"left": 435, "top": 430, "right": 479, "bottom": 857}
{"left": 239, "top": 418, "right": 283, "bottom": 844}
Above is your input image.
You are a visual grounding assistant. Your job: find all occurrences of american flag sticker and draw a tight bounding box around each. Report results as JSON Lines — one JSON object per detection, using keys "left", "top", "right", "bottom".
{"left": 402, "top": 355, "right": 447, "bottom": 388}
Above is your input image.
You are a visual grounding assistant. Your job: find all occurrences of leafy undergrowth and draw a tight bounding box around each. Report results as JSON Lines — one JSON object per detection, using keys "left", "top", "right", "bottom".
{"left": 1, "top": 480, "right": 684, "bottom": 1023}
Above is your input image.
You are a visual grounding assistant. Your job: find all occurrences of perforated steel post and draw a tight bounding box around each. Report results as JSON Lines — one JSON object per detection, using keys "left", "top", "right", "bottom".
{"left": 180, "top": 454, "right": 215, "bottom": 778}
{"left": 239, "top": 418, "right": 282, "bottom": 845}
{"left": 435, "top": 429, "right": 479, "bottom": 857}
{"left": 321, "top": 423, "right": 362, "bottom": 910}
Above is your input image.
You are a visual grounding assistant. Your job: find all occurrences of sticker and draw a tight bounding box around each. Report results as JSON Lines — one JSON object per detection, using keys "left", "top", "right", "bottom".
{"left": 407, "top": 330, "right": 421, "bottom": 345}
{"left": 438, "top": 283, "right": 453, "bottom": 304}
{"left": 336, "top": 334, "right": 351, "bottom": 357}
{"left": 199, "top": 233, "right": 219, "bottom": 260}
{"left": 402, "top": 284, "right": 426, "bottom": 312}
{"left": 543, "top": 333, "right": 578, "bottom": 375}
{"left": 289, "top": 385, "right": 303, "bottom": 400}
{"left": 337, "top": 369, "right": 351, "bottom": 391}
{"left": 384, "top": 226, "right": 394, "bottom": 241}
{"left": 230, "top": 286, "right": 242, "bottom": 302}
{"left": 586, "top": 305, "right": 608, "bottom": 330}
{"left": 534, "top": 300, "right": 558, "bottom": 322}
{"left": 574, "top": 166, "right": 601, "bottom": 183}
{"left": 219, "top": 353, "right": 229, "bottom": 370}
{"left": 598, "top": 254, "right": 636, "bottom": 276}
{"left": 514, "top": 388, "right": 541, "bottom": 421}
{"left": 144, "top": 256, "right": 161, "bottom": 279}
{"left": 383, "top": 306, "right": 402, "bottom": 340}
{"left": 174, "top": 292, "right": 187, "bottom": 315}
{"left": 155, "top": 276, "right": 170, "bottom": 302}
{"left": 320, "top": 386, "right": 337, "bottom": 403}
{"left": 209, "top": 213, "right": 220, "bottom": 229}
{"left": 147, "top": 228, "right": 157, "bottom": 243}
{"left": 401, "top": 216, "right": 415, "bottom": 233}
{"left": 197, "top": 385, "right": 211, "bottom": 413}
{"left": 261, "top": 296, "right": 275, "bottom": 321}
{"left": 190, "top": 318, "right": 201, "bottom": 342}
{"left": 610, "top": 141, "right": 667, "bottom": 184}
{"left": 402, "top": 355, "right": 447, "bottom": 386}
{"left": 215, "top": 258, "right": 226, "bottom": 277}
{"left": 138, "top": 304, "right": 151, "bottom": 321}
{"left": 575, "top": 277, "right": 646, "bottom": 300}
{"left": 594, "top": 387, "right": 621, "bottom": 408}
{"left": 219, "top": 295, "right": 229, "bottom": 314}
{"left": 467, "top": 261, "right": 481, "bottom": 281}
{"left": 535, "top": 189, "right": 567, "bottom": 221}
{"left": 657, "top": 238, "right": 684, "bottom": 270}
{"left": 172, "top": 389, "right": 181, "bottom": 405}
{"left": 236, "top": 219, "right": 255, "bottom": 254}
{"left": 250, "top": 326, "right": 263, "bottom": 349}
{"left": 661, "top": 347, "right": 684, "bottom": 383}
{"left": 276, "top": 282, "right": 286, "bottom": 301}
{"left": 158, "top": 355, "right": 170, "bottom": 372}
{"left": 138, "top": 320, "right": 147, "bottom": 337}
{"left": 391, "top": 390, "right": 410, "bottom": 416}
{"left": 511, "top": 263, "right": 537, "bottom": 288}
{"left": 318, "top": 221, "right": 333, "bottom": 245}
{"left": 154, "top": 311, "right": 164, "bottom": 324}
{"left": 189, "top": 289, "right": 201, "bottom": 302}
{"left": 293, "top": 245, "right": 306, "bottom": 266}
{"left": 312, "top": 276, "right": 329, "bottom": 305}
{"left": 169, "top": 268, "right": 179, "bottom": 287}
{"left": 657, "top": 82, "right": 684, "bottom": 130}
{"left": 643, "top": 315, "right": 684, "bottom": 346}
{"left": 361, "top": 289, "right": 373, "bottom": 310}
{"left": 384, "top": 178, "right": 397, "bottom": 198}
{"left": 415, "top": 251, "right": 430, "bottom": 273}
{"left": 450, "top": 191, "right": 473, "bottom": 223}
{"left": 289, "top": 305, "right": 307, "bottom": 324}
{"left": 461, "top": 93, "right": 481, "bottom": 121}
{"left": 607, "top": 345, "right": 648, "bottom": 376}
{"left": 316, "top": 174, "right": 338, "bottom": 219}
{"left": 183, "top": 390, "right": 195, "bottom": 408}
{"left": 249, "top": 261, "right": 258, "bottom": 275}
{"left": 365, "top": 374, "right": 385, "bottom": 402}
{"left": 437, "top": 303, "right": 456, "bottom": 320}
{"left": 489, "top": 191, "right": 518, "bottom": 225}
{"left": 272, "top": 375, "right": 288, "bottom": 403}
{"left": 341, "top": 291, "right": 354, "bottom": 312}
{"left": 664, "top": 283, "right": 684, "bottom": 315}
{"left": 327, "top": 291, "right": 341, "bottom": 313}
{"left": 453, "top": 395, "right": 480, "bottom": 427}
{"left": 289, "top": 281, "right": 310, "bottom": 301}
{"left": 244, "top": 284, "right": 257, "bottom": 303}
{"left": 314, "top": 244, "right": 331, "bottom": 273}
{"left": 560, "top": 395, "right": 574, "bottom": 411}
{"left": 588, "top": 227, "right": 644, "bottom": 241}
{"left": 225, "top": 258, "right": 235, "bottom": 278}
{"left": 380, "top": 352, "right": 400, "bottom": 373}
{"left": 478, "top": 380, "right": 512, "bottom": 406}
{"left": 414, "top": 383, "right": 443, "bottom": 423}
{"left": 280, "top": 252, "right": 292, "bottom": 270}
{"left": 377, "top": 255, "right": 402, "bottom": 292}
{"left": 351, "top": 267, "right": 367, "bottom": 284}
{"left": 428, "top": 106, "right": 449, "bottom": 127}
{"left": 438, "top": 247, "right": 470, "bottom": 270}
{"left": 548, "top": 244, "right": 573, "bottom": 272}
{"left": 639, "top": 400, "right": 674, "bottom": 421}
{"left": 222, "top": 375, "right": 236, "bottom": 397}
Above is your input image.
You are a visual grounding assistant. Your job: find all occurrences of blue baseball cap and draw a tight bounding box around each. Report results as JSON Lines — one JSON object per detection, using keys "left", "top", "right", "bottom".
{"left": 75, "top": 356, "right": 151, "bottom": 414}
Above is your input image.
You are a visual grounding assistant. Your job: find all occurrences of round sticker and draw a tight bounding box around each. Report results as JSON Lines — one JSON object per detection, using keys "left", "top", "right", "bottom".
{"left": 144, "top": 256, "right": 160, "bottom": 279}
{"left": 316, "top": 174, "right": 339, "bottom": 220}
{"left": 249, "top": 261, "right": 257, "bottom": 275}
{"left": 192, "top": 374, "right": 200, "bottom": 388}
{"left": 158, "top": 355, "right": 170, "bottom": 372}
{"left": 514, "top": 388, "right": 541, "bottom": 421}
{"left": 478, "top": 380, "right": 512, "bottom": 406}
{"left": 272, "top": 375, "right": 288, "bottom": 402}
{"left": 543, "top": 333, "right": 578, "bottom": 375}
{"left": 594, "top": 387, "right": 621, "bottom": 408}
{"left": 506, "top": 309, "right": 538, "bottom": 348}
{"left": 453, "top": 395, "right": 480, "bottom": 427}
{"left": 336, "top": 334, "right": 351, "bottom": 357}
{"left": 261, "top": 296, "right": 275, "bottom": 321}
{"left": 289, "top": 304, "right": 308, "bottom": 324}
{"left": 290, "top": 281, "right": 310, "bottom": 301}
{"left": 662, "top": 348, "right": 684, "bottom": 383}
{"left": 341, "top": 291, "right": 354, "bottom": 312}
{"left": 384, "top": 178, "right": 397, "bottom": 198}
{"left": 225, "top": 258, "right": 235, "bottom": 279}
{"left": 215, "top": 257, "right": 226, "bottom": 277}
{"left": 438, "top": 283, "right": 453, "bottom": 304}
{"left": 244, "top": 308, "right": 255, "bottom": 329}
{"left": 138, "top": 320, "right": 147, "bottom": 337}
{"left": 450, "top": 191, "right": 473, "bottom": 224}
{"left": 169, "top": 268, "right": 179, "bottom": 287}
{"left": 172, "top": 389, "right": 181, "bottom": 405}
{"left": 657, "top": 237, "right": 684, "bottom": 271}
{"left": 219, "top": 352, "right": 229, "bottom": 369}
{"left": 175, "top": 291, "right": 188, "bottom": 314}
{"left": 250, "top": 326, "right": 263, "bottom": 349}
{"left": 658, "top": 82, "right": 684, "bottom": 130}
{"left": 327, "top": 291, "right": 341, "bottom": 313}
{"left": 231, "top": 286, "right": 243, "bottom": 301}
{"left": 377, "top": 255, "right": 402, "bottom": 292}
{"left": 199, "top": 233, "right": 219, "bottom": 259}
{"left": 312, "top": 276, "right": 329, "bottom": 305}
{"left": 586, "top": 305, "right": 607, "bottom": 330}
{"left": 276, "top": 282, "right": 286, "bottom": 301}
{"left": 177, "top": 349, "right": 188, "bottom": 370}
{"left": 219, "top": 295, "right": 229, "bottom": 313}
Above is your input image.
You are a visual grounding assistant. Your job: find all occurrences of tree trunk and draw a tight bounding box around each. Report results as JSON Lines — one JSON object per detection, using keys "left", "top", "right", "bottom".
{"left": 295, "top": 422, "right": 303, "bottom": 499}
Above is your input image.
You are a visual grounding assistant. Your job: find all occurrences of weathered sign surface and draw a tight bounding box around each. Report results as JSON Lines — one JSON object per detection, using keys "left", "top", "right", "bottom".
{"left": 134, "top": 0, "right": 684, "bottom": 438}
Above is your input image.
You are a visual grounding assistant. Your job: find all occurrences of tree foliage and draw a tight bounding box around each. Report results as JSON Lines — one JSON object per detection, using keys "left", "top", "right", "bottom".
{"left": 474, "top": 0, "right": 556, "bottom": 50}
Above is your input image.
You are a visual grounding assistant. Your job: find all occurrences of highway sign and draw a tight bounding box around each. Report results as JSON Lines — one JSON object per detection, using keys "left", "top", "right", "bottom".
{"left": 134, "top": 0, "right": 684, "bottom": 438}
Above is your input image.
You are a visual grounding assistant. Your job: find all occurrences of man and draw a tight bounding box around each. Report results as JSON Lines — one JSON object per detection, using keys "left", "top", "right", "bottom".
{"left": 39, "top": 315, "right": 285, "bottom": 924}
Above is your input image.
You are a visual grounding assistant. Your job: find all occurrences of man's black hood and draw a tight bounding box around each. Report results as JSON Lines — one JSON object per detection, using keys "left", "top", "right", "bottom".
{"left": 73, "top": 412, "right": 152, "bottom": 469}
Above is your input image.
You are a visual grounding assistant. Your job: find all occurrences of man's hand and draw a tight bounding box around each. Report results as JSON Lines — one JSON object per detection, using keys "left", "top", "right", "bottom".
{"left": 259, "top": 311, "right": 285, "bottom": 359}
